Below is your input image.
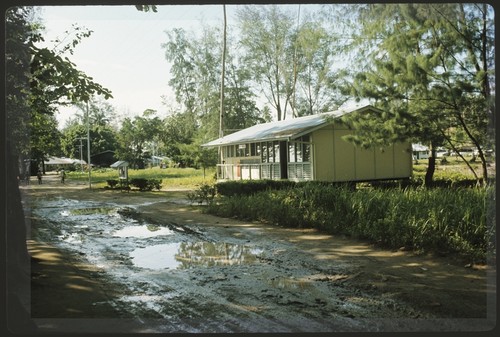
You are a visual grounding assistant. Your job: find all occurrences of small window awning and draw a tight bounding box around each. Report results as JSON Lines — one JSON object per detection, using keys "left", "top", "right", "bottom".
{"left": 202, "top": 105, "right": 380, "bottom": 148}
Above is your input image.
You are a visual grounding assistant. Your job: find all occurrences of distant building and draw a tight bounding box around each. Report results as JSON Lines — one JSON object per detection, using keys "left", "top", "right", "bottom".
{"left": 203, "top": 105, "right": 413, "bottom": 182}
{"left": 412, "top": 144, "right": 429, "bottom": 160}
{"left": 44, "top": 156, "right": 86, "bottom": 171}
{"left": 91, "top": 150, "right": 116, "bottom": 167}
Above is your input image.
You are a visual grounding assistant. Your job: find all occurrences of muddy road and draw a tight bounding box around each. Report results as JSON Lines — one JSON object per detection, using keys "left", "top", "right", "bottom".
{"left": 20, "top": 177, "right": 495, "bottom": 333}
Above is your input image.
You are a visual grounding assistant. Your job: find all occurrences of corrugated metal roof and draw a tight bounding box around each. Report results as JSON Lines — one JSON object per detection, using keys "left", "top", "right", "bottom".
{"left": 110, "top": 160, "right": 129, "bottom": 168}
{"left": 45, "top": 156, "right": 81, "bottom": 165}
{"left": 412, "top": 144, "right": 429, "bottom": 152}
{"left": 202, "top": 105, "right": 378, "bottom": 147}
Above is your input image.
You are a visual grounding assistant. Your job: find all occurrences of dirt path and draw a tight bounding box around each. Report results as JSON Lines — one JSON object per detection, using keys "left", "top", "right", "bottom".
{"left": 20, "top": 177, "right": 496, "bottom": 333}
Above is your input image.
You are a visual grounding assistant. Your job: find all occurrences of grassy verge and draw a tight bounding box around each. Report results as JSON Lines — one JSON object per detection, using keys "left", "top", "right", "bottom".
{"left": 67, "top": 167, "right": 216, "bottom": 189}
{"left": 206, "top": 183, "right": 495, "bottom": 262}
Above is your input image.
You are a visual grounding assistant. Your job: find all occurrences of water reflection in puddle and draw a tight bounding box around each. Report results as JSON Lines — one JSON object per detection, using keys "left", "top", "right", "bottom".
{"left": 130, "top": 242, "right": 263, "bottom": 270}
{"left": 71, "top": 207, "right": 115, "bottom": 215}
{"left": 113, "top": 225, "right": 173, "bottom": 238}
{"left": 268, "top": 277, "right": 311, "bottom": 289}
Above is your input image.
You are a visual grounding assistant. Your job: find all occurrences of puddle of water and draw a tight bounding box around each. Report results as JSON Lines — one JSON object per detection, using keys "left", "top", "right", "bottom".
{"left": 268, "top": 277, "right": 312, "bottom": 290}
{"left": 130, "top": 242, "right": 263, "bottom": 270}
{"left": 69, "top": 207, "right": 115, "bottom": 215}
{"left": 58, "top": 232, "right": 84, "bottom": 244}
{"left": 118, "top": 294, "right": 172, "bottom": 314}
{"left": 113, "top": 225, "right": 174, "bottom": 238}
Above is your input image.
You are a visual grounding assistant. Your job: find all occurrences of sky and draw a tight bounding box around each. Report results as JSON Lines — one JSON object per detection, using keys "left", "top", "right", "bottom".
{"left": 36, "top": 4, "right": 235, "bottom": 128}
{"left": 36, "top": 3, "right": 361, "bottom": 129}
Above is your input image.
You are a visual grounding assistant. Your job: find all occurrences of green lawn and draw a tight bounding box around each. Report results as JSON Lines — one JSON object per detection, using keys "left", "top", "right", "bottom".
{"left": 67, "top": 167, "right": 216, "bottom": 189}
{"left": 65, "top": 153, "right": 494, "bottom": 190}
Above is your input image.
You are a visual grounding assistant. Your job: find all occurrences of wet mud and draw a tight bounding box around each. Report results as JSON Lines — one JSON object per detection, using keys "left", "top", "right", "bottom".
{"left": 22, "top": 185, "right": 495, "bottom": 333}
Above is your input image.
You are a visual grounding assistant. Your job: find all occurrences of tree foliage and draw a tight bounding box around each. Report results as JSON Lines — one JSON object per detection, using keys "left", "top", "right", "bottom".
{"left": 236, "top": 5, "right": 346, "bottom": 120}
{"left": 162, "top": 23, "right": 267, "bottom": 143}
{"left": 5, "top": 6, "right": 113, "bottom": 171}
{"left": 115, "top": 110, "right": 163, "bottom": 169}
{"left": 237, "top": 5, "right": 297, "bottom": 121}
{"left": 336, "top": 3, "right": 494, "bottom": 184}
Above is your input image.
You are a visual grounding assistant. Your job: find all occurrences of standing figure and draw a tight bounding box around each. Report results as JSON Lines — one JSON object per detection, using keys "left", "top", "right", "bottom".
{"left": 37, "top": 170, "right": 42, "bottom": 184}
{"left": 60, "top": 169, "right": 66, "bottom": 184}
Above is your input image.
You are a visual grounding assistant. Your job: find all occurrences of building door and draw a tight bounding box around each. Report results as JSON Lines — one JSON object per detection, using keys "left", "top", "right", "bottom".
{"left": 279, "top": 141, "right": 288, "bottom": 179}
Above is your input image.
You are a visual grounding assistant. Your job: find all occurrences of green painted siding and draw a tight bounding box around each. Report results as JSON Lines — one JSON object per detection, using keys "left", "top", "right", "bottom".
{"left": 312, "top": 124, "right": 412, "bottom": 182}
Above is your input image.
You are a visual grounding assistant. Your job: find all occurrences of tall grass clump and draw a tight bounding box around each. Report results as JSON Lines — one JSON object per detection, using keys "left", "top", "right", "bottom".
{"left": 206, "top": 182, "right": 493, "bottom": 262}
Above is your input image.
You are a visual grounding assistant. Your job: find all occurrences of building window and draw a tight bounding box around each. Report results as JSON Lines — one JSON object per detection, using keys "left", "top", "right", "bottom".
{"left": 250, "top": 143, "right": 257, "bottom": 156}
{"left": 274, "top": 141, "right": 280, "bottom": 163}
{"left": 268, "top": 142, "right": 274, "bottom": 162}
{"left": 237, "top": 144, "right": 245, "bottom": 157}
{"left": 289, "top": 143, "right": 296, "bottom": 163}
{"left": 302, "top": 135, "right": 311, "bottom": 162}
{"left": 261, "top": 142, "right": 268, "bottom": 163}
{"left": 288, "top": 135, "right": 311, "bottom": 163}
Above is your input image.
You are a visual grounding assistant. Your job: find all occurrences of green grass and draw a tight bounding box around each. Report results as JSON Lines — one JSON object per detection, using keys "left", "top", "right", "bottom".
{"left": 413, "top": 154, "right": 495, "bottom": 182}
{"left": 206, "top": 183, "right": 494, "bottom": 262}
{"left": 67, "top": 167, "right": 216, "bottom": 189}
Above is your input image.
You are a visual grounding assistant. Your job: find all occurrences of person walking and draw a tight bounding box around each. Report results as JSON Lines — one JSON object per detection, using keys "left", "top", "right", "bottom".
{"left": 60, "top": 169, "right": 66, "bottom": 184}
{"left": 37, "top": 170, "right": 42, "bottom": 184}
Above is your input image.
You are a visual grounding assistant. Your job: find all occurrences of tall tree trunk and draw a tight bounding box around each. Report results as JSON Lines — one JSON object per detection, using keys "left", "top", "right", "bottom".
{"left": 6, "top": 141, "right": 37, "bottom": 332}
{"left": 424, "top": 143, "right": 436, "bottom": 187}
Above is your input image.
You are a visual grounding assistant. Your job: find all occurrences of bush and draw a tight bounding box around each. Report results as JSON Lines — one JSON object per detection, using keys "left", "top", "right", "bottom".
{"left": 129, "top": 178, "right": 162, "bottom": 191}
{"left": 215, "top": 180, "right": 286, "bottom": 196}
{"left": 215, "top": 179, "right": 341, "bottom": 197}
{"left": 130, "top": 178, "right": 148, "bottom": 191}
{"left": 147, "top": 179, "right": 162, "bottom": 191}
{"left": 106, "top": 179, "right": 119, "bottom": 189}
{"left": 187, "top": 183, "right": 216, "bottom": 205}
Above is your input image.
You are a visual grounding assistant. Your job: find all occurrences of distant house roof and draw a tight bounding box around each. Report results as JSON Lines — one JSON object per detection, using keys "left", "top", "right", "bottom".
{"left": 202, "top": 105, "right": 380, "bottom": 148}
{"left": 45, "top": 156, "right": 84, "bottom": 165}
{"left": 110, "top": 160, "right": 129, "bottom": 168}
{"left": 72, "top": 159, "right": 87, "bottom": 165}
{"left": 412, "top": 144, "right": 429, "bottom": 152}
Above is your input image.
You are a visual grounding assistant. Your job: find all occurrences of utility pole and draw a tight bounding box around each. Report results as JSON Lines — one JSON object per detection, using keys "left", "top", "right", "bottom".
{"left": 76, "top": 137, "right": 86, "bottom": 173}
{"left": 292, "top": 4, "right": 301, "bottom": 118}
{"left": 86, "top": 101, "right": 92, "bottom": 189}
{"left": 219, "top": 4, "right": 227, "bottom": 163}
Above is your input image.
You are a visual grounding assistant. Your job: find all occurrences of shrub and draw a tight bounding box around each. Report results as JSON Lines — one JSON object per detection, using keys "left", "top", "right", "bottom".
{"left": 216, "top": 180, "right": 297, "bottom": 197}
{"left": 187, "top": 183, "right": 216, "bottom": 204}
{"left": 147, "top": 179, "right": 162, "bottom": 191}
{"left": 130, "top": 178, "right": 149, "bottom": 191}
{"left": 129, "top": 178, "right": 162, "bottom": 191}
{"left": 106, "top": 179, "right": 119, "bottom": 189}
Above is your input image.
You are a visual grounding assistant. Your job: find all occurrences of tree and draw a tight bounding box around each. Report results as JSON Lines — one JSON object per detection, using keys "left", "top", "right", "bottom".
{"left": 30, "top": 113, "right": 63, "bottom": 173}
{"left": 159, "top": 111, "right": 197, "bottom": 166}
{"left": 60, "top": 120, "right": 118, "bottom": 162}
{"left": 6, "top": 6, "right": 113, "bottom": 171}
{"left": 162, "top": 22, "right": 267, "bottom": 162}
{"left": 116, "top": 110, "right": 163, "bottom": 169}
{"left": 293, "top": 18, "right": 346, "bottom": 116}
{"left": 237, "top": 5, "right": 297, "bottom": 121}
{"left": 338, "top": 3, "right": 494, "bottom": 185}
{"left": 72, "top": 96, "right": 117, "bottom": 127}
{"left": 4, "top": 7, "right": 113, "bottom": 331}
